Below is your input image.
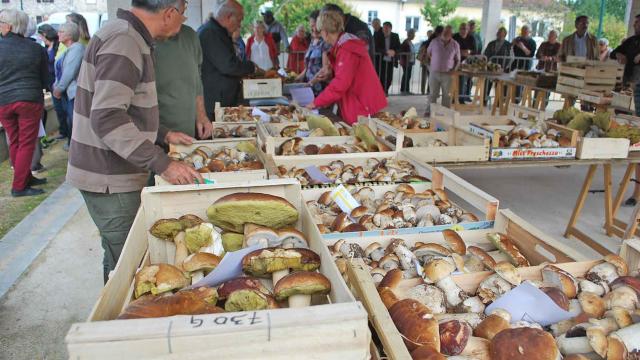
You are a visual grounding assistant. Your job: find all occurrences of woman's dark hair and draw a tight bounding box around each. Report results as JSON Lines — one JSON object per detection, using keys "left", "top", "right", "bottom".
{"left": 67, "top": 12, "right": 90, "bottom": 42}
{"left": 38, "top": 24, "right": 58, "bottom": 42}
{"left": 309, "top": 10, "right": 320, "bottom": 21}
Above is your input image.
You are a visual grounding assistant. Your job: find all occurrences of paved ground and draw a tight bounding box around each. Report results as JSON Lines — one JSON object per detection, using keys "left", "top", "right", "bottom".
{"left": 0, "top": 95, "right": 632, "bottom": 359}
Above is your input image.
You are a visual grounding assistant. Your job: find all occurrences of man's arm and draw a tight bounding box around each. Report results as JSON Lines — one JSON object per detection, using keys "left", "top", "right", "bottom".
{"left": 40, "top": 47, "right": 50, "bottom": 91}
{"left": 193, "top": 29, "right": 211, "bottom": 139}
{"left": 279, "top": 23, "right": 289, "bottom": 49}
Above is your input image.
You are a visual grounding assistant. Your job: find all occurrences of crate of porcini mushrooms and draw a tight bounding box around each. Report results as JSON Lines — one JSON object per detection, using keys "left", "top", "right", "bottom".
{"left": 214, "top": 102, "right": 309, "bottom": 123}
{"left": 66, "top": 179, "right": 370, "bottom": 359}
{"left": 343, "top": 243, "right": 638, "bottom": 359}
{"left": 155, "top": 139, "right": 269, "bottom": 185}
{"left": 210, "top": 121, "right": 258, "bottom": 139}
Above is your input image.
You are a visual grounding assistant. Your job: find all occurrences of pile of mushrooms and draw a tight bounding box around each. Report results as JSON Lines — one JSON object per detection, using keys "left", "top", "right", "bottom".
{"left": 221, "top": 105, "right": 307, "bottom": 122}
{"left": 277, "top": 136, "right": 392, "bottom": 156}
{"left": 330, "top": 231, "right": 530, "bottom": 287}
{"left": 372, "top": 107, "right": 431, "bottom": 130}
{"left": 377, "top": 254, "right": 640, "bottom": 359}
{"left": 212, "top": 124, "right": 257, "bottom": 139}
{"left": 276, "top": 123, "right": 350, "bottom": 137}
{"left": 168, "top": 142, "right": 264, "bottom": 173}
{"left": 276, "top": 158, "right": 428, "bottom": 185}
{"left": 497, "top": 125, "right": 573, "bottom": 149}
{"left": 306, "top": 184, "right": 478, "bottom": 234}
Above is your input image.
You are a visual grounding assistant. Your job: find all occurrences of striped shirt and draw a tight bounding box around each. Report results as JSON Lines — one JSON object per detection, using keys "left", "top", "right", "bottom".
{"left": 66, "top": 9, "right": 171, "bottom": 193}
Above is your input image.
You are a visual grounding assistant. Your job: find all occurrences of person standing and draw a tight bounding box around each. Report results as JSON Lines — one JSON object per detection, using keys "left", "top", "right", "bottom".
{"left": 155, "top": 24, "right": 212, "bottom": 142}
{"left": 262, "top": 10, "right": 288, "bottom": 52}
{"left": 425, "top": 25, "right": 460, "bottom": 116}
{"left": 66, "top": 2, "right": 203, "bottom": 283}
{"left": 483, "top": 27, "right": 513, "bottom": 103}
{"left": 66, "top": 12, "right": 91, "bottom": 45}
{"left": 246, "top": 20, "right": 279, "bottom": 71}
{"left": 453, "top": 22, "right": 476, "bottom": 103}
{"left": 511, "top": 25, "right": 536, "bottom": 103}
{"left": 296, "top": 10, "right": 330, "bottom": 95}
{"left": 0, "top": 9, "right": 49, "bottom": 197}
{"left": 399, "top": 28, "right": 416, "bottom": 94}
{"left": 287, "top": 24, "right": 309, "bottom": 73}
{"left": 598, "top": 38, "right": 611, "bottom": 62}
{"left": 417, "top": 26, "right": 443, "bottom": 95}
{"left": 321, "top": 4, "right": 374, "bottom": 61}
{"left": 469, "top": 20, "right": 482, "bottom": 55}
{"left": 374, "top": 21, "right": 400, "bottom": 95}
{"left": 307, "top": 9, "right": 386, "bottom": 124}
{"left": 536, "top": 30, "right": 561, "bottom": 72}
{"left": 611, "top": 14, "right": 640, "bottom": 205}
{"left": 198, "top": 0, "right": 256, "bottom": 116}
{"left": 52, "top": 22, "right": 85, "bottom": 150}
{"left": 232, "top": 29, "right": 246, "bottom": 61}
{"left": 559, "top": 15, "right": 598, "bottom": 61}
{"left": 371, "top": 18, "right": 381, "bottom": 35}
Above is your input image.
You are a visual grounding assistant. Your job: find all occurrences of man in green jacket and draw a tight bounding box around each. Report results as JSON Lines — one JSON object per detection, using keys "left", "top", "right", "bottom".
{"left": 155, "top": 24, "right": 212, "bottom": 139}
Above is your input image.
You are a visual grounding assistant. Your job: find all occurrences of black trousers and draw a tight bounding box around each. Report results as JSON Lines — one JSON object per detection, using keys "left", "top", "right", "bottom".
{"left": 401, "top": 63, "right": 414, "bottom": 93}
{"left": 380, "top": 61, "right": 394, "bottom": 94}
{"left": 420, "top": 65, "right": 428, "bottom": 95}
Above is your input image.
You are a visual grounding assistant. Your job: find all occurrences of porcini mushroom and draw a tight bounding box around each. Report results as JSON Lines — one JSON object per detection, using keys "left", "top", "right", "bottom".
{"left": 242, "top": 247, "right": 321, "bottom": 285}
{"left": 182, "top": 252, "right": 221, "bottom": 285}
{"left": 134, "top": 263, "right": 190, "bottom": 298}
{"left": 149, "top": 219, "right": 190, "bottom": 269}
{"left": 274, "top": 271, "right": 331, "bottom": 308}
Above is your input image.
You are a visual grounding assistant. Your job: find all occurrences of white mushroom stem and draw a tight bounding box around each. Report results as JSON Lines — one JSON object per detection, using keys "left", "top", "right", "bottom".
{"left": 436, "top": 276, "right": 466, "bottom": 307}
{"left": 272, "top": 269, "right": 289, "bottom": 286}
{"left": 460, "top": 337, "right": 490, "bottom": 360}
{"left": 435, "top": 313, "right": 484, "bottom": 328}
{"left": 174, "top": 231, "right": 188, "bottom": 270}
{"left": 556, "top": 335, "right": 595, "bottom": 355}
{"left": 613, "top": 323, "right": 640, "bottom": 352}
{"left": 191, "top": 271, "right": 204, "bottom": 285}
{"left": 587, "top": 317, "right": 619, "bottom": 335}
{"left": 288, "top": 294, "right": 311, "bottom": 308}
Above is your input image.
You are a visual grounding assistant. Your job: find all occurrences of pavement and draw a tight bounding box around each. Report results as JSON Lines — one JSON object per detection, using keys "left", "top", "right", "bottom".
{"left": 0, "top": 95, "right": 634, "bottom": 359}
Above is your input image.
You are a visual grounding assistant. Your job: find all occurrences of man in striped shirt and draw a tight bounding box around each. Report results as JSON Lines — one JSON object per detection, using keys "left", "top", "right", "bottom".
{"left": 66, "top": 0, "right": 203, "bottom": 282}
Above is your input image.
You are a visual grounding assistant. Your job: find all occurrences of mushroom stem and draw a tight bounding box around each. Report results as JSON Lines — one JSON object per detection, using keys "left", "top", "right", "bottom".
{"left": 556, "top": 335, "right": 594, "bottom": 355}
{"left": 272, "top": 269, "right": 289, "bottom": 286}
{"left": 174, "top": 231, "right": 188, "bottom": 270}
{"left": 191, "top": 270, "right": 204, "bottom": 285}
{"left": 288, "top": 294, "right": 311, "bottom": 308}
{"left": 436, "top": 276, "right": 466, "bottom": 307}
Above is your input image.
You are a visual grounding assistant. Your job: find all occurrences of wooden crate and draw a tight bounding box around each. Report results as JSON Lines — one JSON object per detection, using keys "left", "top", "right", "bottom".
{"left": 242, "top": 78, "right": 283, "bottom": 99}
{"left": 557, "top": 75, "right": 615, "bottom": 91}
{"left": 155, "top": 139, "right": 269, "bottom": 185}
{"left": 576, "top": 137, "right": 630, "bottom": 159}
{"left": 213, "top": 102, "right": 308, "bottom": 123}
{"left": 514, "top": 71, "right": 557, "bottom": 89}
{"left": 302, "top": 166, "right": 500, "bottom": 240}
{"left": 257, "top": 121, "right": 353, "bottom": 156}
{"left": 614, "top": 114, "right": 640, "bottom": 152}
{"left": 612, "top": 92, "right": 633, "bottom": 110}
{"left": 558, "top": 62, "right": 621, "bottom": 81}
{"left": 211, "top": 121, "right": 257, "bottom": 140}
{"left": 266, "top": 134, "right": 396, "bottom": 161}
{"left": 620, "top": 238, "right": 640, "bottom": 273}
{"left": 66, "top": 180, "right": 370, "bottom": 359}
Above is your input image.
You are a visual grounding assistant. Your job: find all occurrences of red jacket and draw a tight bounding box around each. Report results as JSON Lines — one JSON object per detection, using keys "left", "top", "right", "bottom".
{"left": 246, "top": 34, "right": 278, "bottom": 67}
{"left": 287, "top": 35, "right": 309, "bottom": 73}
{"left": 314, "top": 33, "right": 387, "bottom": 125}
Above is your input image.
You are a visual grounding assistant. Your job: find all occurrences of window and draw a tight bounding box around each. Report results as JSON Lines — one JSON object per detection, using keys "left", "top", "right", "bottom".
{"left": 367, "top": 10, "right": 378, "bottom": 25}
{"left": 405, "top": 16, "right": 419, "bottom": 32}
{"left": 1, "top": 0, "right": 9, "bottom": 3}
{"left": 36, "top": 0, "right": 54, "bottom": 3}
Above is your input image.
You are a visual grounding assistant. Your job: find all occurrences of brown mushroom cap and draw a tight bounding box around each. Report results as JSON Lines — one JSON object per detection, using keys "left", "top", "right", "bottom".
{"left": 410, "top": 346, "right": 446, "bottom": 360}
{"left": 134, "top": 263, "right": 190, "bottom": 298}
{"left": 389, "top": 299, "right": 440, "bottom": 351}
{"left": 423, "top": 259, "right": 455, "bottom": 283}
{"left": 439, "top": 320, "right": 471, "bottom": 356}
{"left": 273, "top": 271, "right": 331, "bottom": 301}
{"left": 442, "top": 229, "right": 466, "bottom": 255}
{"left": 604, "top": 254, "right": 629, "bottom": 277}
{"left": 413, "top": 243, "right": 452, "bottom": 257}
{"left": 467, "top": 246, "right": 497, "bottom": 270}
{"left": 217, "top": 276, "right": 270, "bottom": 300}
{"left": 490, "top": 327, "right": 559, "bottom": 360}
{"left": 350, "top": 205, "right": 370, "bottom": 219}
{"left": 541, "top": 286, "right": 570, "bottom": 311}
{"left": 182, "top": 252, "right": 221, "bottom": 273}
{"left": 473, "top": 313, "right": 511, "bottom": 340}
{"left": 606, "top": 335, "right": 628, "bottom": 360}
{"left": 578, "top": 291, "right": 606, "bottom": 318}
{"left": 378, "top": 268, "right": 404, "bottom": 289}
{"left": 242, "top": 247, "right": 321, "bottom": 277}
{"left": 542, "top": 264, "right": 579, "bottom": 299}
{"left": 341, "top": 223, "right": 368, "bottom": 233}
{"left": 487, "top": 233, "right": 530, "bottom": 267}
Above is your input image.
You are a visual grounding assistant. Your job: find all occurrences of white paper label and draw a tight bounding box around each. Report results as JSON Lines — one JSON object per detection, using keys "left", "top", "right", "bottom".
{"left": 329, "top": 184, "right": 360, "bottom": 214}
{"left": 252, "top": 107, "right": 271, "bottom": 123}
{"left": 191, "top": 244, "right": 261, "bottom": 288}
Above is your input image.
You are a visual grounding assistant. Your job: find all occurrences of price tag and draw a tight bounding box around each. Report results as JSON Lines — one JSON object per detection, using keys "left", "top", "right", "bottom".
{"left": 187, "top": 311, "right": 266, "bottom": 329}
{"left": 252, "top": 107, "right": 271, "bottom": 123}
{"left": 296, "top": 130, "right": 310, "bottom": 137}
{"left": 305, "top": 165, "right": 333, "bottom": 184}
{"left": 329, "top": 184, "right": 360, "bottom": 214}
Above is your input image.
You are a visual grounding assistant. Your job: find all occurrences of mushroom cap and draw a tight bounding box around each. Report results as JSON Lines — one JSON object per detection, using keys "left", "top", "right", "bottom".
{"left": 439, "top": 320, "right": 472, "bottom": 356}
{"left": 134, "top": 263, "right": 190, "bottom": 298}
{"left": 433, "top": 188, "right": 448, "bottom": 202}
{"left": 423, "top": 259, "right": 455, "bottom": 283}
{"left": 610, "top": 276, "right": 640, "bottom": 295}
{"left": 342, "top": 223, "right": 368, "bottom": 233}
{"left": 409, "top": 346, "right": 446, "bottom": 360}
{"left": 586, "top": 326, "right": 608, "bottom": 358}
{"left": 604, "top": 285, "right": 639, "bottom": 311}
{"left": 365, "top": 242, "right": 384, "bottom": 257}
{"left": 178, "top": 214, "right": 205, "bottom": 229}
{"left": 413, "top": 243, "right": 452, "bottom": 258}
{"left": 350, "top": 205, "right": 370, "bottom": 219}
{"left": 242, "top": 247, "right": 321, "bottom": 277}
{"left": 273, "top": 271, "right": 331, "bottom": 301}
{"left": 406, "top": 284, "right": 446, "bottom": 314}
{"left": 318, "top": 191, "right": 333, "bottom": 206}
{"left": 467, "top": 246, "right": 497, "bottom": 270}
{"left": 379, "top": 286, "right": 400, "bottom": 309}
{"left": 182, "top": 252, "right": 221, "bottom": 272}
{"left": 578, "top": 291, "right": 606, "bottom": 318}
{"left": 277, "top": 227, "right": 309, "bottom": 248}
{"left": 542, "top": 264, "right": 578, "bottom": 299}
{"left": 473, "top": 313, "right": 511, "bottom": 340}
{"left": 389, "top": 299, "right": 440, "bottom": 351}
{"left": 217, "top": 276, "right": 270, "bottom": 300}
{"left": 605, "top": 307, "right": 633, "bottom": 328}
{"left": 378, "top": 268, "right": 404, "bottom": 289}
{"left": 332, "top": 212, "right": 352, "bottom": 232}
{"left": 606, "top": 335, "right": 628, "bottom": 360}
{"left": 224, "top": 288, "right": 278, "bottom": 312}
{"left": 541, "top": 286, "right": 570, "bottom": 311}
{"left": 442, "top": 229, "right": 466, "bottom": 255}
{"left": 397, "top": 184, "right": 416, "bottom": 195}
{"left": 486, "top": 232, "right": 530, "bottom": 267}
{"left": 206, "top": 192, "right": 299, "bottom": 232}
{"left": 489, "top": 327, "right": 559, "bottom": 360}
{"left": 494, "top": 261, "right": 522, "bottom": 286}
{"left": 379, "top": 254, "right": 400, "bottom": 270}
{"left": 149, "top": 218, "right": 184, "bottom": 240}
{"left": 604, "top": 254, "right": 629, "bottom": 277}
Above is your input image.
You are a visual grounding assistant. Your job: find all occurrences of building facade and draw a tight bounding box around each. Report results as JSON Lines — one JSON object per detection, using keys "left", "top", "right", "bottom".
{"left": 1, "top": 0, "right": 106, "bottom": 22}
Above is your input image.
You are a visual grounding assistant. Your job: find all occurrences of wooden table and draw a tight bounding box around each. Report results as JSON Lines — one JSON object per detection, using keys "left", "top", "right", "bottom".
{"left": 438, "top": 157, "right": 640, "bottom": 255}
{"left": 449, "top": 70, "right": 494, "bottom": 114}
{"left": 490, "top": 76, "right": 554, "bottom": 115}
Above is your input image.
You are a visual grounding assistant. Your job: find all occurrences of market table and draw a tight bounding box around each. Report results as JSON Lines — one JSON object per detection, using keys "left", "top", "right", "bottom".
{"left": 424, "top": 156, "right": 640, "bottom": 256}
{"left": 490, "top": 75, "right": 555, "bottom": 115}
{"left": 449, "top": 70, "right": 493, "bottom": 114}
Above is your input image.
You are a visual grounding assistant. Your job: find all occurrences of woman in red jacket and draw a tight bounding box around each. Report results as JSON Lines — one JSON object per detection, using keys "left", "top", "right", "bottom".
{"left": 287, "top": 25, "right": 309, "bottom": 74}
{"left": 306, "top": 10, "right": 387, "bottom": 125}
{"left": 246, "top": 20, "right": 279, "bottom": 70}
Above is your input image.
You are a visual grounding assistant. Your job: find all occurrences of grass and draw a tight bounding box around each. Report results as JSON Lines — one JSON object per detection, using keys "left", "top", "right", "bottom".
{"left": 0, "top": 140, "right": 69, "bottom": 240}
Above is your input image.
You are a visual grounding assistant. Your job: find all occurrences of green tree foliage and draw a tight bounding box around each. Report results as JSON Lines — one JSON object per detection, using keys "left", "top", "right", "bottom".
{"left": 238, "top": 0, "right": 264, "bottom": 35}
{"left": 447, "top": 16, "right": 468, "bottom": 32}
{"left": 274, "top": 0, "right": 357, "bottom": 33}
{"left": 561, "top": 0, "right": 626, "bottom": 21}
{"left": 560, "top": 10, "right": 626, "bottom": 49}
{"left": 421, "top": 0, "right": 460, "bottom": 27}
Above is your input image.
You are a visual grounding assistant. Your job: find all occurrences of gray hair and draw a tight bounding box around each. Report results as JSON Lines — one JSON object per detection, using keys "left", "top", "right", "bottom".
{"left": 253, "top": 19, "right": 266, "bottom": 30}
{"left": 213, "top": 0, "right": 241, "bottom": 19}
{"left": 598, "top": 38, "right": 609, "bottom": 46}
{"left": 24, "top": 17, "right": 37, "bottom": 37}
{"left": 131, "top": 0, "right": 183, "bottom": 13}
{"left": 60, "top": 22, "right": 80, "bottom": 42}
{"left": 407, "top": 28, "right": 416, "bottom": 36}
{"left": 0, "top": 9, "right": 30, "bottom": 36}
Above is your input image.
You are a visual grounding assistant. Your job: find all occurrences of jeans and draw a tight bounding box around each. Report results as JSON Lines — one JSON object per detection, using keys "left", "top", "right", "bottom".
{"left": 420, "top": 65, "right": 429, "bottom": 95}
{"left": 635, "top": 82, "right": 640, "bottom": 117}
{"left": 52, "top": 95, "right": 69, "bottom": 138}
{"left": 62, "top": 96, "right": 74, "bottom": 144}
{"left": 459, "top": 75, "right": 472, "bottom": 102}
{"left": 0, "top": 101, "right": 43, "bottom": 191}
{"left": 401, "top": 63, "right": 414, "bottom": 93}
{"left": 426, "top": 71, "right": 452, "bottom": 114}
{"left": 81, "top": 190, "right": 141, "bottom": 283}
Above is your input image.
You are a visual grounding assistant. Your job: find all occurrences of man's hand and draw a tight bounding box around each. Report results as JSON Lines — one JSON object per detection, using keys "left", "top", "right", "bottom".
{"left": 616, "top": 53, "right": 627, "bottom": 64}
{"left": 165, "top": 131, "right": 195, "bottom": 145}
{"left": 160, "top": 161, "right": 204, "bottom": 185}
{"left": 53, "top": 88, "right": 62, "bottom": 99}
{"left": 387, "top": 49, "right": 396, "bottom": 57}
{"left": 196, "top": 119, "right": 213, "bottom": 139}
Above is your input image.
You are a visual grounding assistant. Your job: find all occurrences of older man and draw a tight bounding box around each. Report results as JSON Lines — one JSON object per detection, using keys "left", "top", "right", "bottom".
{"left": 374, "top": 21, "right": 400, "bottom": 94}
{"left": 262, "top": 9, "right": 288, "bottom": 52}
{"left": 67, "top": 0, "right": 202, "bottom": 283}
{"left": 559, "top": 15, "right": 598, "bottom": 61}
{"left": 199, "top": 0, "right": 256, "bottom": 117}
{"left": 453, "top": 22, "right": 476, "bottom": 103}
{"left": 425, "top": 25, "right": 460, "bottom": 115}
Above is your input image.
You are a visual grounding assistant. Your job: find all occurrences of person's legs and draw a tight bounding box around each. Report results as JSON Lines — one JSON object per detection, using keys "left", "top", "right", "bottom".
{"left": 81, "top": 190, "right": 141, "bottom": 283}
{"left": 52, "top": 95, "right": 69, "bottom": 139}
{"left": 420, "top": 65, "right": 428, "bottom": 95}
{"left": 385, "top": 62, "right": 394, "bottom": 93}
{"left": 65, "top": 97, "right": 74, "bottom": 146}
{"left": 441, "top": 73, "right": 452, "bottom": 108}
{"left": 0, "top": 104, "right": 20, "bottom": 168}
{"left": 458, "top": 75, "right": 467, "bottom": 103}
{"left": 405, "top": 64, "right": 413, "bottom": 93}
{"left": 635, "top": 81, "right": 640, "bottom": 117}
{"left": 426, "top": 72, "right": 441, "bottom": 115}
{"left": 465, "top": 77, "right": 473, "bottom": 101}
{"left": 31, "top": 139, "right": 43, "bottom": 172}
{"left": 11, "top": 102, "right": 42, "bottom": 191}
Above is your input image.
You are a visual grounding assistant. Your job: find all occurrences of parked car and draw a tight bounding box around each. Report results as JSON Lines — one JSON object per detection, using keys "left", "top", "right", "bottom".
{"left": 36, "top": 12, "right": 106, "bottom": 36}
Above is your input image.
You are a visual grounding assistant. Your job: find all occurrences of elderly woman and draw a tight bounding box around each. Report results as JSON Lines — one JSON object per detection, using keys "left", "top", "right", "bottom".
{"left": 536, "top": 30, "right": 561, "bottom": 72}
{"left": 296, "top": 10, "right": 330, "bottom": 94}
{"left": 598, "top": 38, "right": 612, "bottom": 62}
{"left": 53, "top": 22, "right": 86, "bottom": 149}
{"left": 307, "top": 10, "right": 387, "bottom": 125}
{"left": 0, "top": 9, "right": 49, "bottom": 197}
{"left": 287, "top": 24, "right": 309, "bottom": 73}
{"left": 66, "top": 12, "right": 90, "bottom": 45}
{"left": 246, "top": 20, "right": 279, "bottom": 71}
